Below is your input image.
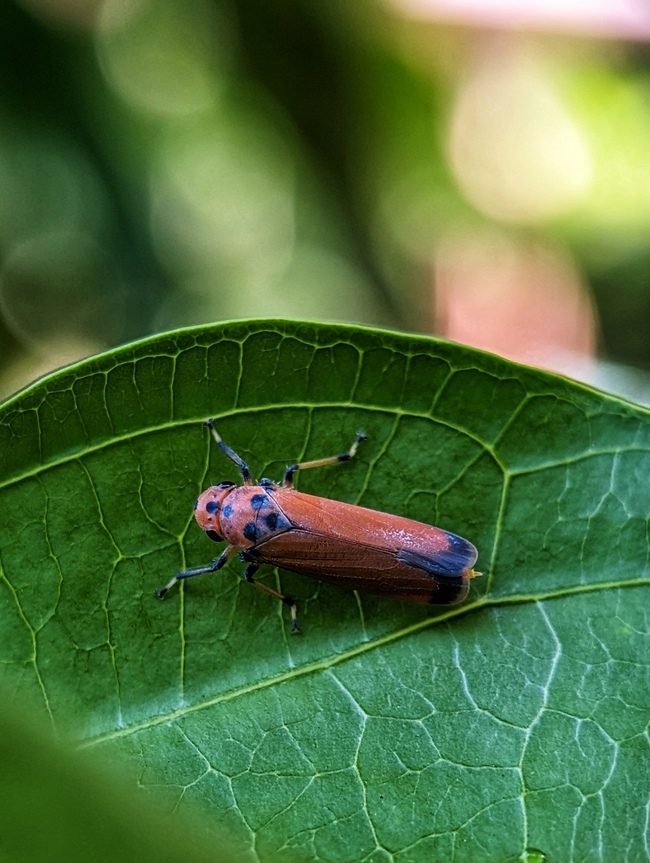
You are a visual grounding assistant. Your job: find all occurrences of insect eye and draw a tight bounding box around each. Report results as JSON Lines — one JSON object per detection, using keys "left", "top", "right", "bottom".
{"left": 218, "top": 481, "right": 235, "bottom": 489}
{"left": 206, "top": 529, "right": 222, "bottom": 542}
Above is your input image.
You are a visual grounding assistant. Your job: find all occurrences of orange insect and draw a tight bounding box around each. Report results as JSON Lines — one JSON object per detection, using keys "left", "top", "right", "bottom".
{"left": 156, "top": 421, "right": 480, "bottom": 630}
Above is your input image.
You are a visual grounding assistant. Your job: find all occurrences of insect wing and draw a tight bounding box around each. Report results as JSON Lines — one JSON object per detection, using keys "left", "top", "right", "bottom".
{"left": 249, "top": 529, "right": 469, "bottom": 605}
{"left": 271, "top": 489, "right": 478, "bottom": 577}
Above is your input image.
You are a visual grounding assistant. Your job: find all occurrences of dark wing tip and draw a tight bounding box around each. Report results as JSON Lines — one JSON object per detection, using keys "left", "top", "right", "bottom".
{"left": 397, "top": 532, "right": 477, "bottom": 579}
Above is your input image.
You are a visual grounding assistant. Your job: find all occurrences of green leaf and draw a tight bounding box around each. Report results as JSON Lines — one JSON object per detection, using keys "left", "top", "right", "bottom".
{"left": 0, "top": 320, "right": 648, "bottom": 863}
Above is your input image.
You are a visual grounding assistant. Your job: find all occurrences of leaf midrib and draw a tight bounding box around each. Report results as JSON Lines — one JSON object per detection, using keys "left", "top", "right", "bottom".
{"left": 78, "top": 576, "right": 647, "bottom": 751}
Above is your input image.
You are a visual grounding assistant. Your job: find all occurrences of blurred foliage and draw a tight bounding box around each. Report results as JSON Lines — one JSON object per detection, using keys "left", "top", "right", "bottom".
{"left": 2, "top": 0, "right": 650, "bottom": 395}
{"left": 589, "top": 248, "right": 650, "bottom": 370}
{"left": 0, "top": 706, "right": 233, "bottom": 863}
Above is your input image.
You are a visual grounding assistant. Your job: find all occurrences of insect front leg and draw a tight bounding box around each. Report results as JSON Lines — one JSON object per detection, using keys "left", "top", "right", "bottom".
{"left": 155, "top": 545, "right": 237, "bottom": 598}
{"left": 282, "top": 431, "right": 367, "bottom": 488}
{"left": 204, "top": 419, "right": 253, "bottom": 484}
{"left": 242, "top": 563, "right": 300, "bottom": 633}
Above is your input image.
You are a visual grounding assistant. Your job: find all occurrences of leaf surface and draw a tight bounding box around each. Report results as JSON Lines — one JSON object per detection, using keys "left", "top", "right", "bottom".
{"left": 0, "top": 321, "right": 648, "bottom": 863}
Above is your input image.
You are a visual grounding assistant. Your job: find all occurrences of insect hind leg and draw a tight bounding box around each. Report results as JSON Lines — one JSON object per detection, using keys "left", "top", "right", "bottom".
{"left": 243, "top": 564, "right": 299, "bottom": 633}
{"left": 282, "top": 431, "right": 367, "bottom": 488}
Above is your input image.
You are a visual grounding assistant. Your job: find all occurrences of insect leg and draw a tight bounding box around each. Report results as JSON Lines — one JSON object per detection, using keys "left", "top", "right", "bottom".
{"left": 282, "top": 431, "right": 367, "bottom": 488}
{"left": 155, "top": 545, "right": 237, "bottom": 598}
{"left": 242, "top": 564, "right": 300, "bottom": 633}
{"left": 205, "top": 419, "right": 253, "bottom": 485}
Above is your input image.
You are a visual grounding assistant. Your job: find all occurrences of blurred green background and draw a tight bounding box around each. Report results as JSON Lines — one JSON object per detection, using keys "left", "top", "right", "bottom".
{"left": 2, "top": 0, "right": 650, "bottom": 401}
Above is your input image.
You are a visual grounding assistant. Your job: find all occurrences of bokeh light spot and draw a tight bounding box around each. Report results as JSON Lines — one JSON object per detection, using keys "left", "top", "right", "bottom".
{"left": 448, "top": 46, "right": 593, "bottom": 223}
{"left": 95, "top": 0, "right": 222, "bottom": 117}
{"left": 435, "top": 229, "right": 597, "bottom": 373}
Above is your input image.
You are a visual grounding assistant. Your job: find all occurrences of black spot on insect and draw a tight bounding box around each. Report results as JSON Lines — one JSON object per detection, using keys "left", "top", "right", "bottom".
{"left": 265, "top": 512, "right": 278, "bottom": 530}
{"left": 397, "top": 538, "right": 476, "bottom": 578}
{"left": 250, "top": 494, "right": 268, "bottom": 511}
{"left": 206, "top": 500, "right": 220, "bottom": 514}
{"left": 222, "top": 504, "right": 233, "bottom": 518}
{"left": 194, "top": 499, "right": 199, "bottom": 511}
{"left": 243, "top": 522, "right": 260, "bottom": 542}
{"left": 206, "top": 529, "right": 222, "bottom": 542}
